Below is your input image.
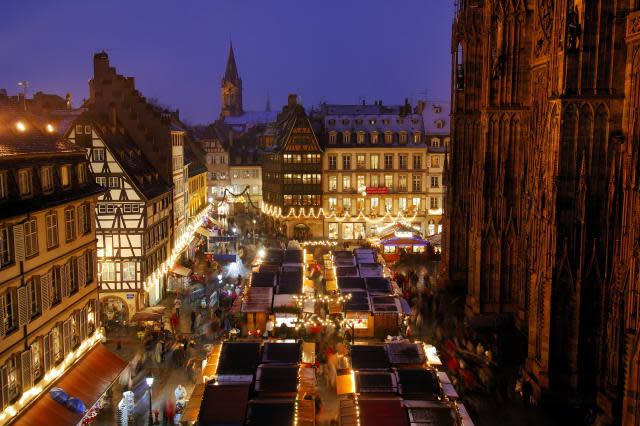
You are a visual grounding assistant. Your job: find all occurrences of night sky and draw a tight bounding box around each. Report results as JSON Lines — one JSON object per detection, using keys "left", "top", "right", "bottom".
{"left": 1, "top": 0, "right": 455, "bottom": 124}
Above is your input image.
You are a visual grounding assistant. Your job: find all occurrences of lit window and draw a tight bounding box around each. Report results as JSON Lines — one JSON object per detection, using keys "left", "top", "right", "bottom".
{"left": 370, "top": 197, "right": 379, "bottom": 211}
{"left": 45, "top": 212, "right": 59, "bottom": 249}
{"left": 19, "top": 169, "right": 32, "bottom": 195}
{"left": 343, "top": 131, "right": 351, "bottom": 144}
{"left": 399, "top": 198, "right": 407, "bottom": 211}
{"left": 384, "top": 132, "right": 393, "bottom": 144}
{"left": 93, "top": 148, "right": 105, "bottom": 162}
{"left": 328, "top": 223, "right": 338, "bottom": 239}
{"left": 342, "top": 223, "right": 354, "bottom": 240}
{"left": 122, "top": 262, "right": 136, "bottom": 281}
{"left": 329, "top": 132, "right": 337, "bottom": 144}
{"left": 41, "top": 167, "right": 53, "bottom": 192}
{"left": 329, "top": 176, "right": 337, "bottom": 192}
{"left": 413, "top": 132, "right": 421, "bottom": 143}
{"left": 61, "top": 166, "right": 70, "bottom": 187}
{"left": 343, "top": 197, "right": 351, "bottom": 212}
{"left": 84, "top": 125, "right": 91, "bottom": 134}
{"left": 357, "top": 132, "right": 365, "bottom": 144}
{"left": 371, "top": 132, "right": 379, "bottom": 144}
{"left": 329, "top": 198, "right": 337, "bottom": 210}
{"left": 101, "top": 262, "right": 115, "bottom": 281}
{"left": 342, "top": 176, "right": 351, "bottom": 191}
{"left": 431, "top": 138, "right": 440, "bottom": 147}
{"left": 0, "top": 172, "right": 7, "bottom": 199}
{"left": 108, "top": 177, "right": 120, "bottom": 188}
{"left": 75, "top": 125, "right": 83, "bottom": 134}
{"left": 370, "top": 155, "right": 379, "bottom": 170}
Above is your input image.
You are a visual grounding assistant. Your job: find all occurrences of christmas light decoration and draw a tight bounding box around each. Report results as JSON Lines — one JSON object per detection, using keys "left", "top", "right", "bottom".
{"left": 0, "top": 329, "right": 105, "bottom": 423}
{"left": 261, "top": 202, "right": 419, "bottom": 224}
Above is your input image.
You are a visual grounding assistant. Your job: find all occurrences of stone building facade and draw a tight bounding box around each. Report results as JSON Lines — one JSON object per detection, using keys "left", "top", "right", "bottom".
{"left": 445, "top": 0, "right": 640, "bottom": 422}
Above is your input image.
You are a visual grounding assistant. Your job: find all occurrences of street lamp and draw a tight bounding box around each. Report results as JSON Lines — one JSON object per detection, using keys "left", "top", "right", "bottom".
{"left": 252, "top": 219, "right": 256, "bottom": 244}
{"left": 146, "top": 376, "right": 154, "bottom": 425}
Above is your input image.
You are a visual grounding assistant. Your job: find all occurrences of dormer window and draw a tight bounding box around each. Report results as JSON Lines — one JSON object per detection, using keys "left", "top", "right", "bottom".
{"left": 328, "top": 119, "right": 335, "bottom": 125}
{"left": 412, "top": 119, "right": 419, "bottom": 124}
{"left": 369, "top": 119, "right": 376, "bottom": 125}
{"left": 19, "top": 169, "right": 32, "bottom": 196}
{"left": 60, "top": 165, "right": 70, "bottom": 188}
{"left": 413, "top": 131, "right": 422, "bottom": 144}
{"left": 77, "top": 163, "right": 87, "bottom": 184}
{"left": 397, "top": 119, "right": 404, "bottom": 124}
{"left": 329, "top": 132, "right": 337, "bottom": 144}
{"left": 355, "top": 119, "right": 363, "bottom": 125}
{"left": 343, "top": 131, "right": 351, "bottom": 144}
{"left": 75, "top": 125, "right": 83, "bottom": 134}
{"left": 384, "top": 131, "right": 393, "bottom": 145}
{"left": 382, "top": 119, "right": 389, "bottom": 125}
{"left": 41, "top": 167, "right": 53, "bottom": 192}
{"left": 434, "top": 106, "right": 442, "bottom": 113}
{"left": 399, "top": 132, "right": 407, "bottom": 144}
{"left": 435, "top": 120, "right": 445, "bottom": 129}
{"left": 84, "top": 125, "right": 91, "bottom": 134}
{"left": 342, "top": 119, "right": 350, "bottom": 125}
{"left": 431, "top": 138, "right": 441, "bottom": 148}
{"left": 371, "top": 132, "right": 379, "bottom": 145}
{"left": 357, "top": 131, "right": 365, "bottom": 145}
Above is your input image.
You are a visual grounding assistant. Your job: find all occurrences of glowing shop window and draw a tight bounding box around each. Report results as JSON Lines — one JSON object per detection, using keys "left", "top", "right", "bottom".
{"left": 428, "top": 220, "right": 436, "bottom": 236}
{"left": 328, "top": 223, "right": 339, "bottom": 239}
{"left": 383, "top": 245, "right": 395, "bottom": 253}
{"left": 275, "top": 313, "right": 298, "bottom": 327}
{"left": 414, "top": 245, "right": 425, "bottom": 253}
{"left": 347, "top": 312, "right": 369, "bottom": 329}
{"left": 342, "top": 223, "right": 354, "bottom": 240}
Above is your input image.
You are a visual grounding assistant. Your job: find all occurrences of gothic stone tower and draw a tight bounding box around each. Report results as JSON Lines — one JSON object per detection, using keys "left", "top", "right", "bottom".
{"left": 220, "top": 41, "right": 243, "bottom": 118}
{"left": 446, "top": 0, "right": 640, "bottom": 421}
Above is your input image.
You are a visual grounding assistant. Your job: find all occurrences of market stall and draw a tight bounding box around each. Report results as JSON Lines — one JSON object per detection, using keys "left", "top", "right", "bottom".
{"left": 242, "top": 287, "right": 273, "bottom": 333}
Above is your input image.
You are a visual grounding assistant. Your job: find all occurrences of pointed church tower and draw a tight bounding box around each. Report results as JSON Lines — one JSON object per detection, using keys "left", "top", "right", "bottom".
{"left": 220, "top": 41, "right": 243, "bottom": 118}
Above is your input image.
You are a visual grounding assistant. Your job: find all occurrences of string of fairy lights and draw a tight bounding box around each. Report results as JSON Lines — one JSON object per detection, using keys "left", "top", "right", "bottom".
{"left": 261, "top": 201, "right": 419, "bottom": 224}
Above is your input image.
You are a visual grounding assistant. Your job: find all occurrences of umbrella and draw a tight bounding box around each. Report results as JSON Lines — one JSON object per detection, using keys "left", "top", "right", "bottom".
{"left": 49, "top": 388, "right": 69, "bottom": 404}
{"left": 66, "top": 397, "right": 86, "bottom": 414}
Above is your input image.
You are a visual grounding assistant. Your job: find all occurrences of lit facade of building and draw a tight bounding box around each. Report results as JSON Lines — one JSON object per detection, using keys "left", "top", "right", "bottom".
{"left": 0, "top": 112, "right": 104, "bottom": 420}
{"left": 316, "top": 101, "right": 448, "bottom": 243}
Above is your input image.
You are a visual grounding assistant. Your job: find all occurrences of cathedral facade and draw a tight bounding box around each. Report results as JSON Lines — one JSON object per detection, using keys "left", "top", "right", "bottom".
{"left": 445, "top": 0, "right": 640, "bottom": 422}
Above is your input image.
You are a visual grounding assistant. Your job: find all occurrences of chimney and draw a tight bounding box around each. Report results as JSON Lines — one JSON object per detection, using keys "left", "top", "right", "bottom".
{"left": 110, "top": 105, "right": 117, "bottom": 130}
{"left": 93, "top": 51, "right": 110, "bottom": 80}
{"left": 288, "top": 94, "right": 297, "bottom": 106}
{"left": 417, "top": 100, "right": 425, "bottom": 114}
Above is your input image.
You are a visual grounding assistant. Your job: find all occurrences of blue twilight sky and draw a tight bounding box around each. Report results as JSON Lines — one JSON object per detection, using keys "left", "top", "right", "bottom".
{"left": 0, "top": 0, "right": 455, "bottom": 124}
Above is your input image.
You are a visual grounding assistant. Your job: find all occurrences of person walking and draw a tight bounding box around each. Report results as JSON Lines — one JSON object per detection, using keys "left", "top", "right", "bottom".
{"left": 174, "top": 297, "right": 182, "bottom": 317}
{"left": 190, "top": 310, "right": 196, "bottom": 333}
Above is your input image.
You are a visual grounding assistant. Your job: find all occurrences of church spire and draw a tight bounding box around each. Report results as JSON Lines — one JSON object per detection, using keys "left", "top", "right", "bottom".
{"left": 224, "top": 41, "right": 240, "bottom": 82}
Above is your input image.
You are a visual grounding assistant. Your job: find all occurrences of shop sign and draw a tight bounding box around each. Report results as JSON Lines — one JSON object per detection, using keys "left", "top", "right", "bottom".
{"left": 126, "top": 294, "right": 135, "bottom": 300}
{"left": 366, "top": 187, "right": 388, "bottom": 195}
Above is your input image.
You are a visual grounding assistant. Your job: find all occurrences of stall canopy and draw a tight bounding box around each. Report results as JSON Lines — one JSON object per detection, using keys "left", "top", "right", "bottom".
{"left": 251, "top": 272, "right": 277, "bottom": 288}
{"left": 365, "top": 277, "right": 393, "bottom": 294}
{"left": 261, "top": 342, "right": 301, "bottom": 364}
{"left": 337, "top": 277, "right": 366, "bottom": 292}
{"left": 245, "top": 400, "right": 296, "bottom": 426}
{"left": 216, "top": 342, "right": 262, "bottom": 377}
{"left": 355, "top": 372, "right": 398, "bottom": 394}
{"left": 404, "top": 400, "right": 458, "bottom": 426}
{"left": 344, "top": 292, "right": 371, "bottom": 312}
{"left": 198, "top": 383, "right": 250, "bottom": 425}
{"left": 242, "top": 287, "right": 273, "bottom": 313}
{"left": 396, "top": 369, "right": 442, "bottom": 400}
{"left": 196, "top": 226, "right": 214, "bottom": 238}
{"left": 386, "top": 342, "right": 426, "bottom": 365}
{"left": 13, "top": 344, "right": 127, "bottom": 426}
{"left": 349, "top": 345, "right": 390, "bottom": 370}
{"left": 169, "top": 264, "right": 191, "bottom": 277}
{"left": 255, "top": 365, "right": 299, "bottom": 393}
{"left": 180, "top": 383, "right": 205, "bottom": 424}
{"left": 358, "top": 399, "right": 409, "bottom": 426}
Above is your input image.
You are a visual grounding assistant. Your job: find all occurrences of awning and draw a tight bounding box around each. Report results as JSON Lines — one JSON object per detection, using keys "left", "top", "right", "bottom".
{"left": 180, "top": 383, "right": 205, "bottom": 423}
{"left": 400, "top": 298, "right": 413, "bottom": 315}
{"left": 337, "top": 372, "right": 356, "bottom": 395}
{"left": 14, "top": 344, "right": 127, "bottom": 426}
{"left": 170, "top": 264, "right": 192, "bottom": 277}
{"left": 196, "top": 226, "right": 214, "bottom": 238}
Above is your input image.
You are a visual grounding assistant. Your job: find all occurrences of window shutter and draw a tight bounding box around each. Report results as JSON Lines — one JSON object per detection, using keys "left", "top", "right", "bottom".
{"left": 40, "top": 272, "right": 51, "bottom": 312}
{"left": 78, "top": 253, "right": 86, "bottom": 288}
{"left": 80, "top": 308, "right": 87, "bottom": 341}
{"left": 13, "top": 224, "right": 25, "bottom": 262}
{"left": 17, "top": 286, "right": 28, "bottom": 327}
{"left": 0, "top": 365, "right": 8, "bottom": 411}
{"left": 43, "top": 332, "right": 51, "bottom": 373}
{"left": 0, "top": 296, "right": 5, "bottom": 338}
{"left": 61, "top": 263, "right": 70, "bottom": 298}
{"left": 26, "top": 281, "right": 32, "bottom": 319}
{"left": 62, "top": 319, "right": 71, "bottom": 356}
{"left": 21, "top": 349, "right": 32, "bottom": 392}
{"left": 78, "top": 205, "right": 85, "bottom": 236}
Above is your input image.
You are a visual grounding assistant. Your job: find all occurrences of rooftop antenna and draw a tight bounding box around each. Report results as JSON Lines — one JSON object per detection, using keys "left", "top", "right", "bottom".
{"left": 17, "top": 81, "right": 29, "bottom": 111}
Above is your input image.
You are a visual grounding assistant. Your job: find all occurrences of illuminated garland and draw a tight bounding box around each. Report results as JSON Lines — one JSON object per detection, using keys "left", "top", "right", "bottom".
{"left": 300, "top": 240, "right": 338, "bottom": 247}
{"left": 292, "top": 293, "right": 352, "bottom": 306}
{"left": 143, "top": 204, "right": 213, "bottom": 293}
{"left": 0, "top": 330, "right": 105, "bottom": 423}
{"left": 222, "top": 186, "right": 261, "bottom": 210}
{"left": 261, "top": 202, "right": 419, "bottom": 225}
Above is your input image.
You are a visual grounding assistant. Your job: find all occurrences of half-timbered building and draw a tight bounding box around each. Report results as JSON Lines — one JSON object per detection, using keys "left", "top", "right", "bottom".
{"left": 261, "top": 95, "right": 323, "bottom": 239}
{"left": 66, "top": 112, "right": 172, "bottom": 315}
